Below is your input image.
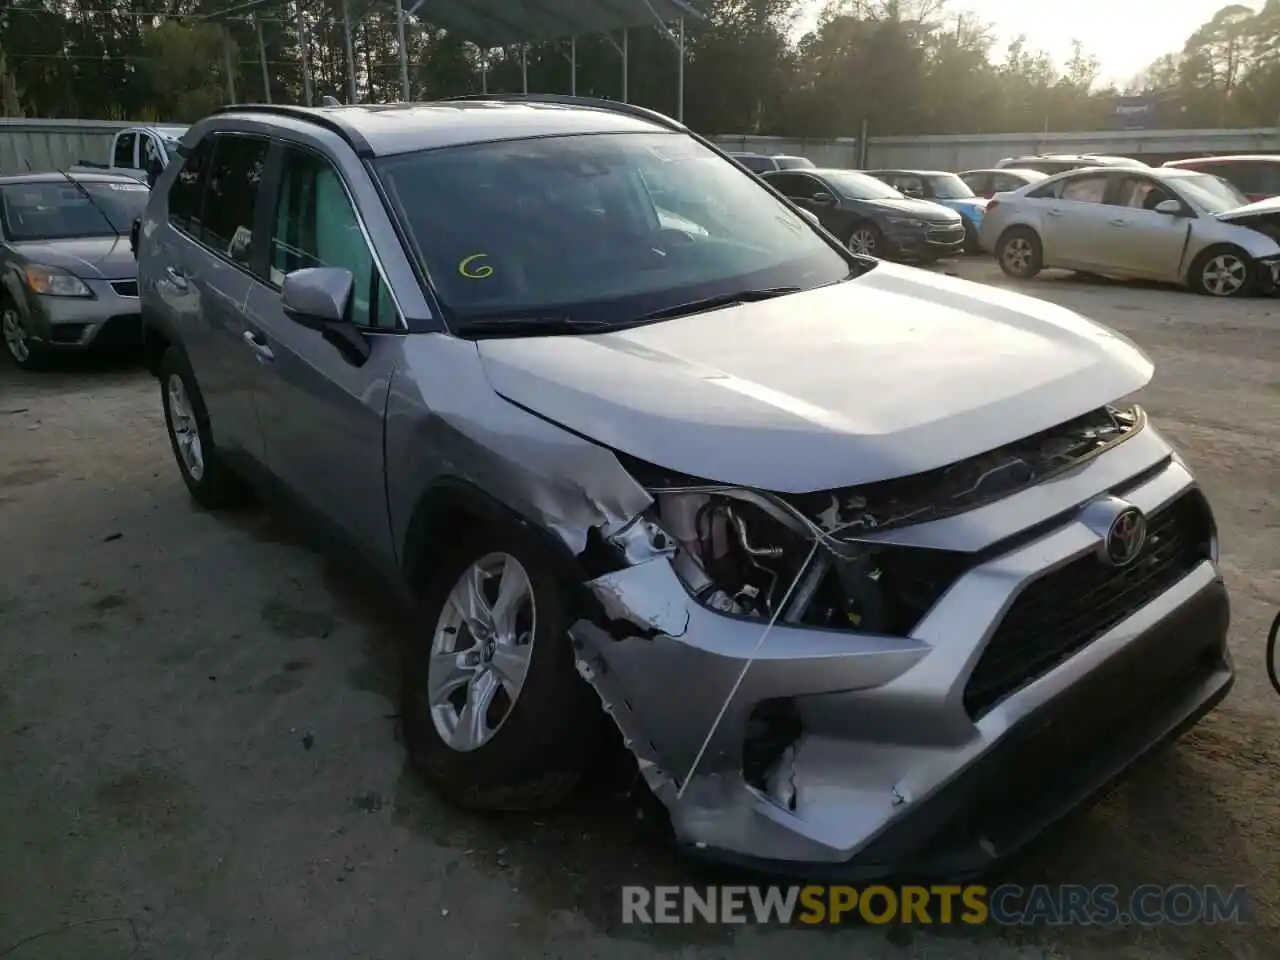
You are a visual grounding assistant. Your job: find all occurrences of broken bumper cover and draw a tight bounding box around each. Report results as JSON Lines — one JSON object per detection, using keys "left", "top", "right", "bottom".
{"left": 569, "top": 454, "right": 1232, "bottom": 879}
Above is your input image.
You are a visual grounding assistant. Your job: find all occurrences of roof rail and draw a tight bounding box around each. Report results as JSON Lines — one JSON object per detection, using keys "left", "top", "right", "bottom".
{"left": 439, "top": 93, "right": 685, "bottom": 132}
{"left": 211, "top": 102, "right": 374, "bottom": 156}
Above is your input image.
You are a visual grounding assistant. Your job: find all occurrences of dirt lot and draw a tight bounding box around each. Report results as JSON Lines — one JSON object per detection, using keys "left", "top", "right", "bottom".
{"left": 0, "top": 261, "right": 1277, "bottom": 959}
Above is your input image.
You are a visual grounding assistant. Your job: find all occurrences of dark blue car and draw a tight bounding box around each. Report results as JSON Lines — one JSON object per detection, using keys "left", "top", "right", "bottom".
{"left": 864, "top": 169, "right": 990, "bottom": 253}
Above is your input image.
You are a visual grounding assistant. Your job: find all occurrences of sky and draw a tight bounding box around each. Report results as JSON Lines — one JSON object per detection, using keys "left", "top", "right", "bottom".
{"left": 795, "top": 0, "right": 1255, "bottom": 86}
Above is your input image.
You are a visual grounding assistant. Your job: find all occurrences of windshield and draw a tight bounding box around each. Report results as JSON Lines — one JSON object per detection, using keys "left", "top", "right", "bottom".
{"left": 0, "top": 179, "right": 148, "bottom": 240}
{"left": 1176, "top": 173, "right": 1251, "bottom": 212}
{"left": 374, "top": 132, "right": 852, "bottom": 324}
{"left": 927, "top": 173, "right": 975, "bottom": 199}
{"left": 820, "top": 170, "right": 904, "bottom": 201}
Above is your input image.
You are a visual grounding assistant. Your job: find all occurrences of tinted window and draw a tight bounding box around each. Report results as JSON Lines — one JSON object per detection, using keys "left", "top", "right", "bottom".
{"left": 168, "top": 136, "right": 213, "bottom": 236}
{"left": 200, "top": 135, "right": 268, "bottom": 265}
{"left": 764, "top": 172, "right": 814, "bottom": 199}
{"left": 1221, "top": 161, "right": 1280, "bottom": 195}
{"left": 113, "top": 132, "right": 136, "bottom": 168}
{"left": 374, "top": 132, "right": 850, "bottom": 323}
{"left": 735, "top": 155, "right": 775, "bottom": 173}
{"left": 0, "top": 179, "right": 149, "bottom": 241}
{"left": 270, "top": 146, "right": 396, "bottom": 329}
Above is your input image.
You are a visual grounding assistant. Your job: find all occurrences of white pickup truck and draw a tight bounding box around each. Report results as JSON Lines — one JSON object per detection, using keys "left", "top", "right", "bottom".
{"left": 72, "top": 124, "right": 189, "bottom": 186}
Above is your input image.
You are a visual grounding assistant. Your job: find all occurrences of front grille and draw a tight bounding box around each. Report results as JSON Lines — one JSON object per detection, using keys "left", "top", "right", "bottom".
{"left": 963, "top": 490, "right": 1214, "bottom": 718}
{"left": 110, "top": 280, "right": 139, "bottom": 298}
{"left": 926, "top": 225, "right": 963, "bottom": 242}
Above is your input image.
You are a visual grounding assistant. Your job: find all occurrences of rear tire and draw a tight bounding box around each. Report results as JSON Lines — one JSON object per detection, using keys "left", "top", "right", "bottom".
{"left": 1188, "top": 245, "right": 1254, "bottom": 298}
{"left": 160, "top": 347, "right": 248, "bottom": 509}
{"left": 401, "top": 524, "right": 606, "bottom": 811}
{"left": 997, "top": 227, "right": 1043, "bottom": 279}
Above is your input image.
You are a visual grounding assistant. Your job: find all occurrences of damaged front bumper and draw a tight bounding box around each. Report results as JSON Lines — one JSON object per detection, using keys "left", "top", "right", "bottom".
{"left": 568, "top": 432, "right": 1233, "bottom": 879}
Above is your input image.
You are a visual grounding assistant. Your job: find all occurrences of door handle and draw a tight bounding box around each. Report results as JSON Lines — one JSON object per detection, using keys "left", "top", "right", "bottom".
{"left": 164, "top": 266, "right": 187, "bottom": 290}
{"left": 1109, "top": 218, "right": 1128, "bottom": 226}
{"left": 241, "top": 329, "right": 274, "bottom": 361}
{"left": 1047, "top": 209, "right": 1062, "bottom": 217}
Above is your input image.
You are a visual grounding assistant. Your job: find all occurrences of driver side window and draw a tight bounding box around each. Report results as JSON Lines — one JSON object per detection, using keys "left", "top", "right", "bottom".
{"left": 269, "top": 146, "right": 398, "bottom": 330}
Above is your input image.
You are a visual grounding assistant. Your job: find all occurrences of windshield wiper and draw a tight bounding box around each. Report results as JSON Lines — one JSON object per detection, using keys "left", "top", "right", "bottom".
{"left": 453, "top": 315, "right": 617, "bottom": 337}
{"left": 628, "top": 286, "right": 802, "bottom": 323}
{"left": 57, "top": 169, "right": 120, "bottom": 237}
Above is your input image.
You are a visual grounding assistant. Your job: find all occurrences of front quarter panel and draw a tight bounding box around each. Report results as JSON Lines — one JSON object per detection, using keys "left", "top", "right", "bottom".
{"left": 384, "top": 332, "right": 653, "bottom": 573}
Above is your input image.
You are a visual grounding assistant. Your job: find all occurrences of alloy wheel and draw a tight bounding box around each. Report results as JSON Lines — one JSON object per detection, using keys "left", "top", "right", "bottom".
{"left": 1, "top": 307, "right": 30, "bottom": 364}
{"left": 848, "top": 228, "right": 877, "bottom": 255}
{"left": 427, "top": 552, "right": 537, "bottom": 752}
{"left": 1002, "top": 237, "right": 1034, "bottom": 275}
{"left": 166, "top": 373, "right": 205, "bottom": 482}
{"left": 1201, "top": 254, "right": 1247, "bottom": 297}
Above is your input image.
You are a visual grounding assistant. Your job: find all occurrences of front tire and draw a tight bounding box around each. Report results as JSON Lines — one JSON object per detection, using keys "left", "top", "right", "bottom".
{"left": 402, "top": 526, "right": 606, "bottom": 811}
{"left": 1, "top": 298, "right": 44, "bottom": 370}
{"left": 159, "top": 347, "right": 247, "bottom": 509}
{"left": 1188, "top": 245, "right": 1254, "bottom": 298}
{"left": 997, "top": 227, "right": 1043, "bottom": 279}
{"left": 847, "top": 221, "right": 882, "bottom": 257}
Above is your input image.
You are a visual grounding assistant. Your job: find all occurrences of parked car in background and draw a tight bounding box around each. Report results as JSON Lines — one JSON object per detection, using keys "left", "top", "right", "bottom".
{"left": 72, "top": 124, "right": 189, "bottom": 186}
{"left": 980, "top": 165, "right": 1280, "bottom": 297}
{"left": 762, "top": 167, "right": 963, "bottom": 260}
{"left": 1161, "top": 155, "right": 1280, "bottom": 203}
{"left": 995, "top": 154, "right": 1147, "bottom": 174}
{"left": 0, "top": 171, "right": 148, "bottom": 368}
{"left": 959, "top": 167, "right": 1048, "bottom": 198}
{"left": 727, "top": 152, "right": 816, "bottom": 174}
{"left": 136, "top": 96, "right": 1233, "bottom": 880}
{"left": 863, "top": 169, "right": 989, "bottom": 252}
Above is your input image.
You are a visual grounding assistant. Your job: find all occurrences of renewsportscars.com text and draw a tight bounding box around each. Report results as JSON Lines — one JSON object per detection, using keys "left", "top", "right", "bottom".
{"left": 621, "top": 884, "right": 1249, "bottom": 926}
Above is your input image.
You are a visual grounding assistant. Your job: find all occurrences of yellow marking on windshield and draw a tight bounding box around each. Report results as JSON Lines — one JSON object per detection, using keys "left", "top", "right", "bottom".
{"left": 458, "top": 253, "right": 493, "bottom": 279}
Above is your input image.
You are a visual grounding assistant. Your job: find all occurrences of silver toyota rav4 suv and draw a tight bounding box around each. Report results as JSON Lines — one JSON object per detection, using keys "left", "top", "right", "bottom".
{"left": 137, "top": 96, "right": 1233, "bottom": 879}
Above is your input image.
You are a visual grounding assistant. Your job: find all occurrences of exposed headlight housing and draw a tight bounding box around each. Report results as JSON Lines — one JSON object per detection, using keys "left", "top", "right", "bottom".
{"left": 24, "top": 264, "right": 92, "bottom": 298}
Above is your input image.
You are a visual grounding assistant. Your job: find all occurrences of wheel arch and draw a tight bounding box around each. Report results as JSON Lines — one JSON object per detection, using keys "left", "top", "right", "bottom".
{"left": 399, "top": 478, "right": 598, "bottom": 599}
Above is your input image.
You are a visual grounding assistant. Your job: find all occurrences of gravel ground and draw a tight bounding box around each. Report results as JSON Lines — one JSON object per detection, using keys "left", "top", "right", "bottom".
{"left": 0, "top": 261, "right": 1277, "bottom": 959}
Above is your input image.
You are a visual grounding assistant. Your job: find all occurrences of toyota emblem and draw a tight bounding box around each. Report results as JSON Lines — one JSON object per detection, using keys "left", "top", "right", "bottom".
{"left": 1104, "top": 506, "right": 1147, "bottom": 567}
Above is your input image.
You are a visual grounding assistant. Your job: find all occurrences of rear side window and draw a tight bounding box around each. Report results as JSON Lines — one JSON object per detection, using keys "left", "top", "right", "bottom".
{"left": 1060, "top": 175, "right": 1109, "bottom": 202}
{"left": 113, "top": 132, "right": 136, "bottom": 168}
{"left": 736, "top": 155, "right": 774, "bottom": 174}
{"left": 961, "top": 172, "right": 991, "bottom": 195}
{"left": 200, "top": 134, "right": 269, "bottom": 266}
{"left": 168, "top": 136, "right": 213, "bottom": 236}
{"left": 764, "top": 172, "right": 809, "bottom": 198}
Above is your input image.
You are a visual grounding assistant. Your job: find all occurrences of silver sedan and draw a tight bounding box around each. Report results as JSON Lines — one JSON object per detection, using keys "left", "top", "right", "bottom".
{"left": 979, "top": 165, "right": 1280, "bottom": 297}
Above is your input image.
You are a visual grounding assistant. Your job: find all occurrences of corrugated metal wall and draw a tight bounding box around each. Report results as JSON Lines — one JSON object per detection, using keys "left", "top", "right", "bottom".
{"left": 4, "top": 118, "right": 1279, "bottom": 176}
{"left": 0, "top": 119, "right": 131, "bottom": 175}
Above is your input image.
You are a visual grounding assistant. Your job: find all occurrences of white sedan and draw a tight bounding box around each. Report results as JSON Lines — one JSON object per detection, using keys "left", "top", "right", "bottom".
{"left": 978, "top": 165, "right": 1280, "bottom": 297}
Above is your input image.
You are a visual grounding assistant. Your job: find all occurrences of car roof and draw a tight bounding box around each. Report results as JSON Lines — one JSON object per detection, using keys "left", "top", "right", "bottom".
{"left": 211, "top": 99, "right": 674, "bottom": 157}
{"left": 1165, "top": 154, "right": 1280, "bottom": 166}
{"left": 865, "top": 168, "right": 952, "bottom": 176}
{"left": 961, "top": 167, "right": 1043, "bottom": 176}
{"left": 0, "top": 171, "right": 148, "bottom": 186}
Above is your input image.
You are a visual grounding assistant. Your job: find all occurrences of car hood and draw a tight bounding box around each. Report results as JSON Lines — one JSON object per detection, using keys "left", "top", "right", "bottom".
{"left": 1213, "top": 195, "right": 1280, "bottom": 221}
{"left": 858, "top": 196, "right": 960, "bottom": 221}
{"left": 8, "top": 236, "right": 135, "bottom": 280}
{"left": 475, "top": 262, "right": 1153, "bottom": 492}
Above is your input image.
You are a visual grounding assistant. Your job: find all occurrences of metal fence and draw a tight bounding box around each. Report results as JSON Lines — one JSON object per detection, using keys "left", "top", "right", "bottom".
{"left": 5, "top": 116, "right": 1280, "bottom": 177}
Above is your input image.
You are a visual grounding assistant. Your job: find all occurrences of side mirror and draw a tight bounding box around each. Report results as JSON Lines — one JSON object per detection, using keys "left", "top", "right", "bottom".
{"left": 1153, "top": 198, "right": 1184, "bottom": 216}
{"left": 797, "top": 208, "right": 821, "bottom": 226}
{"left": 281, "top": 266, "right": 370, "bottom": 365}
{"left": 810, "top": 191, "right": 834, "bottom": 205}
